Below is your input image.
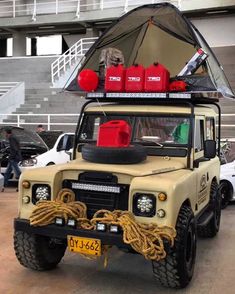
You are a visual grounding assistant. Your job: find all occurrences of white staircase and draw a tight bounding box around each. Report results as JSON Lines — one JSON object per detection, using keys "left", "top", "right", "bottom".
{"left": 51, "top": 37, "right": 98, "bottom": 88}
{"left": 0, "top": 82, "right": 25, "bottom": 122}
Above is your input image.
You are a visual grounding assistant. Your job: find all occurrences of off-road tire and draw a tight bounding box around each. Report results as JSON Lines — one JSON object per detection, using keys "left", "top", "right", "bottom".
{"left": 81, "top": 144, "right": 147, "bottom": 164}
{"left": 220, "top": 180, "right": 232, "bottom": 209}
{"left": 152, "top": 206, "right": 196, "bottom": 289}
{"left": 14, "top": 230, "right": 66, "bottom": 270}
{"left": 197, "top": 181, "right": 221, "bottom": 238}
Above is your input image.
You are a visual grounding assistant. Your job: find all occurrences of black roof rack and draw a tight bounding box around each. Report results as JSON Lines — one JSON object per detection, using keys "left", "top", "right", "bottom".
{"left": 85, "top": 91, "right": 219, "bottom": 103}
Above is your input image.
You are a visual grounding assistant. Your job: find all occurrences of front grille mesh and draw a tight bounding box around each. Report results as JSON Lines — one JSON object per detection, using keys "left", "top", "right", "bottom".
{"left": 63, "top": 180, "right": 129, "bottom": 219}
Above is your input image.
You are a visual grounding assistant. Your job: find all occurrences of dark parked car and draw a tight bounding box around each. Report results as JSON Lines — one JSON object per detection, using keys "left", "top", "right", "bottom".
{"left": 0, "top": 126, "right": 49, "bottom": 181}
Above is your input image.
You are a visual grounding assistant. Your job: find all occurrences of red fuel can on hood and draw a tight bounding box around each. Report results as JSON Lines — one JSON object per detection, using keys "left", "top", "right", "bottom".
{"left": 125, "top": 64, "right": 145, "bottom": 92}
{"left": 105, "top": 64, "right": 126, "bottom": 92}
{"left": 97, "top": 120, "right": 131, "bottom": 147}
{"left": 144, "top": 62, "right": 170, "bottom": 92}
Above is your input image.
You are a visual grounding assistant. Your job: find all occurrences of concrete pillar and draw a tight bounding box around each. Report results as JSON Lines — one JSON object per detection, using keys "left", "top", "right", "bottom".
{"left": 31, "top": 37, "right": 37, "bottom": 56}
{"left": 62, "top": 36, "right": 69, "bottom": 53}
{"left": 12, "top": 32, "right": 26, "bottom": 56}
{"left": 86, "top": 27, "right": 99, "bottom": 38}
{"left": 0, "top": 38, "right": 7, "bottom": 57}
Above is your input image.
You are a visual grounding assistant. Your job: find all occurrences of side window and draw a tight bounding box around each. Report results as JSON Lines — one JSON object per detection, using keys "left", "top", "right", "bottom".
{"left": 80, "top": 117, "right": 101, "bottom": 140}
{"left": 194, "top": 119, "right": 204, "bottom": 152}
{"left": 67, "top": 135, "right": 74, "bottom": 150}
{"left": 206, "top": 118, "right": 215, "bottom": 140}
{"left": 57, "top": 137, "right": 64, "bottom": 150}
{"left": 57, "top": 135, "right": 74, "bottom": 151}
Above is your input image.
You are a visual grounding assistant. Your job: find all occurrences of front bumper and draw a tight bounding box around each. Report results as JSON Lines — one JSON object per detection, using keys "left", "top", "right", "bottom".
{"left": 14, "top": 218, "right": 131, "bottom": 249}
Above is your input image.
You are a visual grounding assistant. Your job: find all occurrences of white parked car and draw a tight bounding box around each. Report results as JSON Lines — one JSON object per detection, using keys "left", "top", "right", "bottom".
{"left": 220, "top": 139, "right": 235, "bottom": 208}
{"left": 20, "top": 133, "right": 74, "bottom": 169}
{"left": 220, "top": 162, "right": 235, "bottom": 208}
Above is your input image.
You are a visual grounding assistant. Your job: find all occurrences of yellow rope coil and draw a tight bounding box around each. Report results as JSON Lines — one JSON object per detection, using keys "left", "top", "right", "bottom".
{"left": 90, "top": 210, "right": 176, "bottom": 261}
{"left": 29, "top": 188, "right": 176, "bottom": 261}
{"left": 29, "top": 188, "right": 87, "bottom": 226}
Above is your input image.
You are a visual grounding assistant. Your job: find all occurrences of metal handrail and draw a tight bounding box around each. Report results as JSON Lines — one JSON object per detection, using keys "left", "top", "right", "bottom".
{"left": 0, "top": 1, "right": 179, "bottom": 19}
{"left": 0, "top": 113, "right": 79, "bottom": 131}
{"left": 51, "top": 37, "right": 98, "bottom": 85}
{"left": 0, "top": 112, "right": 234, "bottom": 131}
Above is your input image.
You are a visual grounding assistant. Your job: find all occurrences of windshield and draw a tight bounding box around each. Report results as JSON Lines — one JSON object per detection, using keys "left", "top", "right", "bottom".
{"left": 78, "top": 113, "right": 190, "bottom": 146}
{"left": 38, "top": 130, "right": 63, "bottom": 149}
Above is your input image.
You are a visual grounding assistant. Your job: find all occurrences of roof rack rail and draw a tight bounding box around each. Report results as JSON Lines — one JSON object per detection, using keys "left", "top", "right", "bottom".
{"left": 85, "top": 91, "right": 219, "bottom": 103}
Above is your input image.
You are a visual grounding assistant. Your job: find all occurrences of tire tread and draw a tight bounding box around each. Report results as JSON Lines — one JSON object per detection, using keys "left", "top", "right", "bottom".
{"left": 152, "top": 206, "right": 196, "bottom": 289}
{"left": 14, "top": 231, "right": 66, "bottom": 271}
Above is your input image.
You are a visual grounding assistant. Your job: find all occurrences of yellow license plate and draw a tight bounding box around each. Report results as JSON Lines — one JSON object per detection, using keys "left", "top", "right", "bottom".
{"left": 67, "top": 235, "right": 101, "bottom": 256}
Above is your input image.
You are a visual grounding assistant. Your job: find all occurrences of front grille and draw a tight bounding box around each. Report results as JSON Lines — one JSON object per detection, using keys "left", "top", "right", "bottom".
{"left": 63, "top": 179, "right": 129, "bottom": 219}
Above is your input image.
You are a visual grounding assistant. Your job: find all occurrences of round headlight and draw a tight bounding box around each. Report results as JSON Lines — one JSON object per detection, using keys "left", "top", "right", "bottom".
{"left": 133, "top": 193, "right": 156, "bottom": 217}
{"left": 157, "top": 209, "right": 166, "bottom": 218}
{"left": 22, "top": 196, "right": 30, "bottom": 204}
{"left": 32, "top": 184, "right": 51, "bottom": 204}
{"left": 137, "top": 196, "right": 153, "bottom": 213}
{"left": 35, "top": 186, "right": 50, "bottom": 201}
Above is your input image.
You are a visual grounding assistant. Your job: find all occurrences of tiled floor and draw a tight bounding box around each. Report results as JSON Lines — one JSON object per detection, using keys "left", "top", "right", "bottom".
{"left": 0, "top": 189, "right": 234, "bottom": 294}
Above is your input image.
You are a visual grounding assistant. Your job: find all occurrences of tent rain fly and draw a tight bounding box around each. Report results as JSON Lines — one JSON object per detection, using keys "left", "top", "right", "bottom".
{"left": 66, "top": 2, "right": 234, "bottom": 99}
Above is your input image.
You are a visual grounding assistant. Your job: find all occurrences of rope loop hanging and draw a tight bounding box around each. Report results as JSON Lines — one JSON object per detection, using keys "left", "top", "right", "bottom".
{"left": 30, "top": 188, "right": 176, "bottom": 261}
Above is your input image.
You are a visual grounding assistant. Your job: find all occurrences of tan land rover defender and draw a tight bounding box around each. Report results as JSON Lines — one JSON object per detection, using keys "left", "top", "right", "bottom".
{"left": 14, "top": 94, "right": 222, "bottom": 289}
{"left": 14, "top": 2, "right": 234, "bottom": 289}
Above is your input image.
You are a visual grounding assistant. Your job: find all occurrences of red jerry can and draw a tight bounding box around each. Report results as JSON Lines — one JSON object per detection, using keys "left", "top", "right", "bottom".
{"left": 144, "top": 62, "right": 170, "bottom": 92}
{"left": 169, "top": 80, "right": 187, "bottom": 92}
{"left": 125, "top": 64, "right": 145, "bottom": 92}
{"left": 105, "top": 64, "right": 126, "bottom": 92}
{"left": 97, "top": 120, "right": 131, "bottom": 147}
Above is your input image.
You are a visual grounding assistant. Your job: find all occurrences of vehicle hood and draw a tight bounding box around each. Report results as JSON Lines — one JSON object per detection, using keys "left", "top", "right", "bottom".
{"left": 21, "top": 156, "right": 186, "bottom": 180}
{"left": 0, "top": 126, "right": 48, "bottom": 158}
{"left": 72, "top": 156, "right": 185, "bottom": 177}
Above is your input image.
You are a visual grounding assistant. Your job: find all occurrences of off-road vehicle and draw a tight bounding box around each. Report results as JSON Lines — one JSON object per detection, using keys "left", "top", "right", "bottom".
{"left": 14, "top": 3, "right": 234, "bottom": 289}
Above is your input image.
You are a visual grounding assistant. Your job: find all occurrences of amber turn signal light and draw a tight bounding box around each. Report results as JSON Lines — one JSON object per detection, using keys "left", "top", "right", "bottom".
{"left": 158, "top": 192, "right": 167, "bottom": 201}
{"left": 22, "top": 181, "right": 30, "bottom": 189}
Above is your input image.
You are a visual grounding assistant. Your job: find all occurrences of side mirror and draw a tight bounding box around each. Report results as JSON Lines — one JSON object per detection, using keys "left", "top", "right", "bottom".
{"left": 204, "top": 140, "right": 216, "bottom": 159}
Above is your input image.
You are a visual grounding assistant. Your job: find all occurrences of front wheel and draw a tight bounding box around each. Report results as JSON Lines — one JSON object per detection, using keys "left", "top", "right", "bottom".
{"left": 152, "top": 206, "right": 196, "bottom": 289}
{"left": 14, "top": 230, "right": 66, "bottom": 270}
{"left": 220, "top": 181, "right": 232, "bottom": 209}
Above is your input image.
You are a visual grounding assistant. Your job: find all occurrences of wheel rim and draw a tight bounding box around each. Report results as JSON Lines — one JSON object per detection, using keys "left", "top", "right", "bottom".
{"left": 221, "top": 184, "right": 229, "bottom": 208}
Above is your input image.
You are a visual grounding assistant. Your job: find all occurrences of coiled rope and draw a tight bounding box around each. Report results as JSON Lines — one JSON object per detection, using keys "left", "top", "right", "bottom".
{"left": 29, "top": 188, "right": 87, "bottom": 226}
{"left": 89, "top": 210, "right": 176, "bottom": 261}
{"left": 30, "top": 188, "right": 176, "bottom": 261}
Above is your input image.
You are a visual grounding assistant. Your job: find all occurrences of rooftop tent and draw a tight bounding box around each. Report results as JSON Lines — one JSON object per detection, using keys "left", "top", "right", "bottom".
{"left": 66, "top": 2, "right": 234, "bottom": 98}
